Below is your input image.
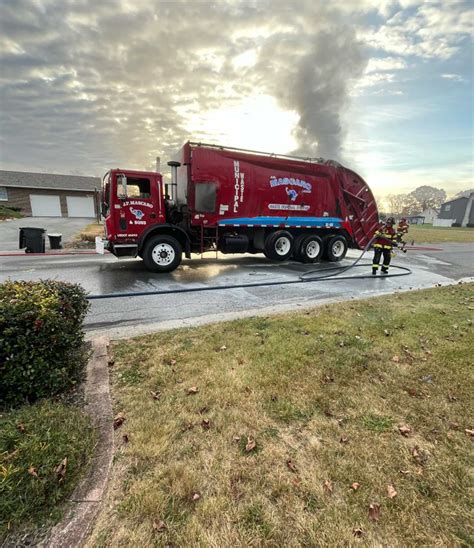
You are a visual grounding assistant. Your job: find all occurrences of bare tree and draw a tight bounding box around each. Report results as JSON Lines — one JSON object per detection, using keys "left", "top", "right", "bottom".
{"left": 385, "top": 193, "right": 416, "bottom": 216}
{"left": 408, "top": 186, "right": 446, "bottom": 211}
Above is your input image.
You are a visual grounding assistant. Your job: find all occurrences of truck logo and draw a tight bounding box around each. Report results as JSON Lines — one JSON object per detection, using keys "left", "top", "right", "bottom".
{"left": 130, "top": 207, "right": 145, "bottom": 220}
{"left": 269, "top": 176, "right": 312, "bottom": 193}
{"left": 286, "top": 188, "right": 298, "bottom": 202}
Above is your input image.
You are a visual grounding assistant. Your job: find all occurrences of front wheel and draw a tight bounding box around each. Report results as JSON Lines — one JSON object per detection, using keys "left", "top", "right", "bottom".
{"left": 325, "top": 235, "right": 348, "bottom": 262}
{"left": 143, "top": 235, "right": 182, "bottom": 273}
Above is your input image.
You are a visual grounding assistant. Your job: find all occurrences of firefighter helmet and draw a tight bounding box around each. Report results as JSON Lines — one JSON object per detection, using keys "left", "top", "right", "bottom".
{"left": 386, "top": 217, "right": 395, "bottom": 225}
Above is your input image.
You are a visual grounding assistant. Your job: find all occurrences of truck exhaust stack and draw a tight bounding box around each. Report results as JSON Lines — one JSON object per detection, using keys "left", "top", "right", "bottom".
{"left": 167, "top": 161, "right": 180, "bottom": 203}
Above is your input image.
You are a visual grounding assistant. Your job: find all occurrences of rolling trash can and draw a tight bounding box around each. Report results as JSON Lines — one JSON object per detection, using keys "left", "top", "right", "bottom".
{"left": 48, "top": 233, "right": 62, "bottom": 250}
{"left": 19, "top": 227, "right": 46, "bottom": 253}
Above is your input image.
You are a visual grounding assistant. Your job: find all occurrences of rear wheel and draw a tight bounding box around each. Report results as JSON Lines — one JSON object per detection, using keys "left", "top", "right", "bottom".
{"left": 300, "top": 234, "right": 323, "bottom": 263}
{"left": 143, "top": 235, "right": 182, "bottom": 273}
{"left": 325, "top": 235, "right": 348, "bottom": 262}
{"left": 263, "top": 230, "right": 294, "bottom": 261}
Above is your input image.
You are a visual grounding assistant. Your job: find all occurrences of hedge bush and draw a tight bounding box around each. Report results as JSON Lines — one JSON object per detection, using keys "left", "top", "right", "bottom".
{"left": 0, "top": 280, "right": 90, "bottom": 407}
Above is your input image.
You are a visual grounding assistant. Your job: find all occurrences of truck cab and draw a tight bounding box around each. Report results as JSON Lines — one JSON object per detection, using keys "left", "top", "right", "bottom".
{"left": 100, "top": 168, "right": 191, "bottom": 272}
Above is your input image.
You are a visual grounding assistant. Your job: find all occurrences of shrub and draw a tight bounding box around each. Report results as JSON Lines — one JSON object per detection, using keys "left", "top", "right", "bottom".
{"left": 451, "top": 222, "right": 461, "bottom": 227}
{"left": 0, "top": 280, "right": 90, "bottom": 407}
{"left": 0, "top": 399, "right": 96, "bottom": 536}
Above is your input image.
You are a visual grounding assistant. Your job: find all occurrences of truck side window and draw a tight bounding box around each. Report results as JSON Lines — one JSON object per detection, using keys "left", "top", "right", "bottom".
{"left": 195, "top": 182, "right": 217, "bottom": 213}
{"left": 118, "top": 177, "right": 151, "bottom": 199}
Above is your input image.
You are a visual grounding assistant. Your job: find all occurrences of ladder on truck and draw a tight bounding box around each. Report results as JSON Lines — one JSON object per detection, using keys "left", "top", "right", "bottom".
{"left": 200, "top": 224, "right": 219, "bottom": 260}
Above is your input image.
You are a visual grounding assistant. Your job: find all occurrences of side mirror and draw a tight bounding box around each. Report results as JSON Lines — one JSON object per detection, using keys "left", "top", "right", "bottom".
{"left": 117, "top": 174, "right": 127, "bottom": 199}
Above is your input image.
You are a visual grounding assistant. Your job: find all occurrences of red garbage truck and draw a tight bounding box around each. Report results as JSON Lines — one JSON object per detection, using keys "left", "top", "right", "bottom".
{"left": 98, "top": 142, "right": 379, "bottom": 272}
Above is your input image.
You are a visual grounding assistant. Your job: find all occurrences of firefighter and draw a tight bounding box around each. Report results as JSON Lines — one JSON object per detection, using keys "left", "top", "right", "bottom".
{"left": 372, "top": 217, "right": 397, "bottom": 275}
{"left": 396, "top": 217, "right": 409, "bottom": 244}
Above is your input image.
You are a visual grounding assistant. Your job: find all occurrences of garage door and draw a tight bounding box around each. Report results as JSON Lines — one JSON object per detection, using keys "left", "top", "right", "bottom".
{"left": 30, "top": 195, "right": 62, "bottom": 217}
{"left": 66, "top": 196, "right": 95, "bottom": 217}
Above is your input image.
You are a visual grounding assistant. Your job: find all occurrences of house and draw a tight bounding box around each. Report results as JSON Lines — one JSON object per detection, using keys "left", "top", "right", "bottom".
{"left": 405, "top": 215, "right": 425, "bottom": 225}
{"left": 418, "top": 207, "right": 438, "bottom": 224}
{"left": 436, "top": 193, "right": 474, "bottom": 227}
{"left": 0, "top": 170, "right": 100, "bottom": 218}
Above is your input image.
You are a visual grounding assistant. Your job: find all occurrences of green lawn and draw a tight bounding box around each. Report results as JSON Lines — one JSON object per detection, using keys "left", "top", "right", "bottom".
{"left": 0, "top": 400, "right": 97, "bottom": 542}
{"left": 406, "top": 223, "right": 474, "bottom": 244}
{"left": 90, "top": 284, "right": 473, "bottom": 546}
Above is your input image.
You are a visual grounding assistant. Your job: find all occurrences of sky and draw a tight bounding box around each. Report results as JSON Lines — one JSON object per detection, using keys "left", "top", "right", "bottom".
{"left": 0, "top": 0, "right": 472, "bottom": 198}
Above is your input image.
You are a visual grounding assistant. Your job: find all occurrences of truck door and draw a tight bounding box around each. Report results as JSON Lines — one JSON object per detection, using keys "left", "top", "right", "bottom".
{"left": 112, "top": 172, "right": 163, "bottom": 240}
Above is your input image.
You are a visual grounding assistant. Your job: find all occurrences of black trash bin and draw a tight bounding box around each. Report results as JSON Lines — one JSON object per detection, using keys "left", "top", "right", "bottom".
{"left": 19, "top": 227, "right": 46, "bottom": 253}
{"left": 48, "top": 233, "right": 62, "bottom": 250}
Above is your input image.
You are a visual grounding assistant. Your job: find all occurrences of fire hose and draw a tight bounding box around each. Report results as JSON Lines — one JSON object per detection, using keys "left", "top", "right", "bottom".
{"left": 87, "top": 235, "right": 412, "bottom": 300}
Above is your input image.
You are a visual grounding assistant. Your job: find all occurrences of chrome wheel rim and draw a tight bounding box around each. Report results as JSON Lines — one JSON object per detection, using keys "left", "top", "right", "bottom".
{"left": 306, "top": 240, "right": 320, "bottom": 258}
{"left": 332, "top": 240, "right": 345, "bottom": 257}
{"left": 152, "top": 243, "right": 175, "bottom": 266}
{"left": 275, "top": 236, "right": 291, "bottom": 256}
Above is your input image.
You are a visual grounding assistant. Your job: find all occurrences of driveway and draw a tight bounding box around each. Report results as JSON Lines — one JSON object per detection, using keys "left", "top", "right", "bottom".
{"left": 0, "top": 217, "right": 94, "bottom": 251}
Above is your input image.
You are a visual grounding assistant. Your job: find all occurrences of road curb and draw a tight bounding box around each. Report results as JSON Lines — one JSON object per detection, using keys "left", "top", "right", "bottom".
{"left": 44, "top": 336, "right": 113, "bottom": 548}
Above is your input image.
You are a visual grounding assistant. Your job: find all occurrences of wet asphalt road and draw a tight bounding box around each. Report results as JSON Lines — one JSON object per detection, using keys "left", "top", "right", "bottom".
{"left": 1, "top": 243, "right": 472, "bottom": 339}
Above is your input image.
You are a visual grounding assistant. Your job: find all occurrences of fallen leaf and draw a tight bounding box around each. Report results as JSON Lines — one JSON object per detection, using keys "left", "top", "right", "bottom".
{"left": 323, "top": 480, "right": 333, "bottom": 494}
{"left": 187, "top": 386, "right": 199, "bottom": 395}
{"left": 122, "top": 434, "right": 129, "bottom": 444}
{"left": 448, "top": 422, "right": 460, "bottom": 430}
{"left": 368, "top": 503, "right": 381, "bottom": 521}
{"left": 152, "top": 519, "right": 167, "bottom": 532}
{"left": 398, "top": 425, "right": 412, "bottom": 437}
{"left": 192, "top": 492, "right": 201, "bottom": 501}
{"left": 322, "top": 374, "right": 334, "bottom": 384}
{"left": 169, "top": 359, "right": 177, "bottom": 366}
{"left": 55, "top": 457, "right": 67, "bottom": 482}
{"left": 353, "top": 528, "right": 364, "bottom": 538}
{"left": 391, "top": 355, "right": 400, "bottom": 363}
{"left": 384, "top": 329, "right": 391, "bottom": 337}
{"left": 245, "top": 437, "right": 256, "bottom": 452}
{"left": 340, "top": 435, "right": 349, "bottom": 444}
{"left": 199, "top": 406, "right": 209, "bottom": 414}
{"left": 411, "top": 445, "right": 428, "bottom": 464}
{"left": 286, "top": 459, "right": 298, "bottom": 473}
{"left": 113, "top": 413, "right": 126, "bottom": 429}
{"left": 233, "top": 435, "right": 241, "bottom": 443}
{"left": 219, "top": 345, "right": 227, "bottom": 351}
{"left": 150, "top": 391, "right": 161, "bottom": 400}
{"left": 28, "top": 466, "right": 38, "bottom": 478}
{"left": 465, "top": 429, "right": 474, "bottom": 437}
{"left": 447, "top": 393, "right": 457, "bottom": 402}
{"left": 201, "top": 419, "right": 211, "bottom": 430}
{"left": 351, "top": 482, "right": 360, "bottom": 491}
{"left": 387, "top": 484, "right": 397, "bottom": 499}
{"left": 17, "top": 423, "right": 25, "bottom": 433}
{"left": 399, "top": 469, "right": 410, "bottom": 475}
{"left": 107, "top": 358, "right": 115, "bottom": 366}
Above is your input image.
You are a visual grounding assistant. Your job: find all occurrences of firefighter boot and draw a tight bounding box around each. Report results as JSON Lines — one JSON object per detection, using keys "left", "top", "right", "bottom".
{"left": 372, "top": 267, "right": 377, "bottom": 275}
{"left": 381, "top": 267, "right": 389, "bottom": 275}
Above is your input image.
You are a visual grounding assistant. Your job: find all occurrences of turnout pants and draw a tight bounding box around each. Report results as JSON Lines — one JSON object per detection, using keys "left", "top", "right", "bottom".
{"left": 372, "top": 246, "right": 391, "bottom": 273}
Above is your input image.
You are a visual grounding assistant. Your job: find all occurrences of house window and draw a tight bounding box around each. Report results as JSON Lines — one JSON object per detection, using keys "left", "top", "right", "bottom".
{"left": 444, "top": 204, "right": 451, "bottom": 212}
{"left": 0, "top": 187, "right": 8, "bottom": 201}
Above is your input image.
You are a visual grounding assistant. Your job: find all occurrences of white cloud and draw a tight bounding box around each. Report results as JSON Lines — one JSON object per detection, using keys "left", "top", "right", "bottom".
{"left": 441, "top": 73, "right": 466, "bottom": 82}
